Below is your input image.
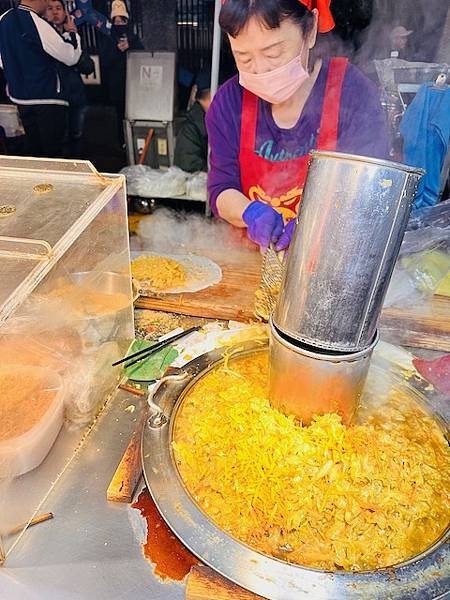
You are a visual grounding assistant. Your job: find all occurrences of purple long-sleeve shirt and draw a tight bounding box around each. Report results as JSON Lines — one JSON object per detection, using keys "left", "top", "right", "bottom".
{"left": 206, "top": 59, "right": 389, "bottom": 217}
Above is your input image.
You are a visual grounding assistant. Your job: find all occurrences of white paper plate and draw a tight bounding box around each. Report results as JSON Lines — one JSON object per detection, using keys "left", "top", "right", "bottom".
{"left": 131, "top": 251, "right": 222, "bottom": 295}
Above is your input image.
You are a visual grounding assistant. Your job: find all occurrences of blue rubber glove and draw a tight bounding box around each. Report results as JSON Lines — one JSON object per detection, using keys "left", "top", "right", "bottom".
{"left": 275, "top": 219, "right": 296, "bottom": 252}
{"left": 242, "top": 201, "right": 283, "bottom": 249}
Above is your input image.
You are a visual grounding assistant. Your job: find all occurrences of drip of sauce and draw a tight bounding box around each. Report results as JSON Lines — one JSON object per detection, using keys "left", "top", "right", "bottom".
{"left": 132, "top": 488, "right": 199, "bottom": 581}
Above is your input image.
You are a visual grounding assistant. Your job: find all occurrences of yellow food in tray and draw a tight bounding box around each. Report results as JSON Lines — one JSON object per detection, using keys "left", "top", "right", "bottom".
{"left": 131, "top": 255, "right": 187, "bottom": 290}
{"left": 173, "top": 353, "right": 450, "bottom": 572}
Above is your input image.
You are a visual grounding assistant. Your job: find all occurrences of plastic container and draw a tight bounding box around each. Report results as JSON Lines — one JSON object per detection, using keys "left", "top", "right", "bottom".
{"left": 56, "top": 271, "right": 132, "bottom": 347}
{"left": 0, "top": 156, "right": 134, "bottom": 561}
{"left": 0, "top": 366, "right": 64, "bottom": 477}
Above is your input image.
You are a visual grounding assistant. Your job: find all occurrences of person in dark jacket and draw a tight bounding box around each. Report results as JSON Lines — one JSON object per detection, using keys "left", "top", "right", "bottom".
{"left": 98, "top": 0, "right": 143, "bottom": 147}
{"left": 46, "top": 0, "right": 93, "bottom": 157}
{"left": 0, "top": 0, "right": 81, "bottom": 157}
{"left": 174, "top": 70, "right": 211, "bottom": 173}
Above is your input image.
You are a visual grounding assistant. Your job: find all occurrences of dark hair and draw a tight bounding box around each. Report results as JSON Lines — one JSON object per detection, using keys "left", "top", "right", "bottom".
{"left": 220, "top": 0, "right": 314, "bottom": 38}
{"left": 48, "top": 0, "right": 66, "bottom": 9}
{"left": 195, "top": 67, "right": 211, "bottom": 98}
{"left": 196, "top": 87, "right": 211, "bottom": 101}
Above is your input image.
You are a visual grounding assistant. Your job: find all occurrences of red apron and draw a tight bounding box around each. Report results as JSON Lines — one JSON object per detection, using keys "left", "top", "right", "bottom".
{"left": 239, "top": 58, "right": 348, "bottom": 223}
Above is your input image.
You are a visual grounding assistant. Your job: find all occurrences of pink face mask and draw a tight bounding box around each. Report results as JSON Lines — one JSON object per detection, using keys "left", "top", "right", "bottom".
{"left": 239, "top": 52, "right": 309, "bottom": 104}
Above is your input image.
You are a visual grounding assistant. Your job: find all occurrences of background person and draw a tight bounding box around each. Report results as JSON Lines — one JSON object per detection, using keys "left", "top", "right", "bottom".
{"left": 46, "top": 0, "right": 94, "bottom": 157}
{"left": 0, "top": 0, "right": 81, "bottom": 157}
{"left": 388, "top": 25, "right": 413, "bottom": 59}
{"left": 99, "top": 0, "right": 143, "bottom": 147}
{"left": 174, "top": 69, "right": 211, "bottom": 173}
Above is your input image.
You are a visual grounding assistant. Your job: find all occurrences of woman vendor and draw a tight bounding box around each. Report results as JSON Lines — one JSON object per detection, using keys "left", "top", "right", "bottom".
{"left": 206, "top": 0, "right": 389, "bottom": 250}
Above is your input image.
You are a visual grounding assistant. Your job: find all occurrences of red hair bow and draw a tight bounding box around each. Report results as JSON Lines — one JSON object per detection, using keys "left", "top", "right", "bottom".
{"left": 298, "top": 0, "right": 335, "bottom": 33}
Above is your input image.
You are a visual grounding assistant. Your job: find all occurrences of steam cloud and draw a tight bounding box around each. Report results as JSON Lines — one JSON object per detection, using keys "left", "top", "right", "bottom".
{"left": 135, "top": 207, "right": 255, "bottom": 257}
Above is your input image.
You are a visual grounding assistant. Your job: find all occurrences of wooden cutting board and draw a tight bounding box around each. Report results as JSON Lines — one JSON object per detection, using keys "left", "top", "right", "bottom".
{"left": 185, "top": 565, "right": 266, "bottom": 600}
{"left": 135, "top": 250, "right": 450, "bottom": 352}
{"left": 379, "top": 294, "right": 450, "bottom": 352}
{"left": 135, "top": 249, "right": 262, "bottom": 322}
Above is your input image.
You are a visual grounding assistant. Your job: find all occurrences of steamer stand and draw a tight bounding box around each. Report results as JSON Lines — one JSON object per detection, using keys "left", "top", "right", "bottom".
{"left": 142, "top": 153, "right": 450, "bottom": 599}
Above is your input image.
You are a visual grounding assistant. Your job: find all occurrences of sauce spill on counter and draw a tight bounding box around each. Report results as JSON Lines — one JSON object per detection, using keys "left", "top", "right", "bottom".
{"left": 132, "top": 487, "right": 200, "bottom": 581}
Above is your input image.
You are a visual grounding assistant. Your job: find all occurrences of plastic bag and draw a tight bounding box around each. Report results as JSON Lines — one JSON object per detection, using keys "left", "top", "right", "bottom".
{"left": 382, "top": 267, "right": 419, "bottom": 308}
{"left": 413, "top": 354, "right": 450, "bottom": 398}
{"left": 401, "top": 199, "right": 450, "bottom": 255}
{"left": 120, "top": 165, "right": 148, "bottom": 196}
{"left": 120, "top": 165, "right": 187, "bottom": 198}
{"left": 374, "top": 59, "right": 449, "bottom": 92}
{"left": 406, "top": 198, "right": 450, "bottom": 232}
{"left": 401, "top": 248, "right": 449, "bottom": 294}
{"left": 186, "top": 171, "right": 207, "bottom": 201}
{"left": 64, "top": 341, "right": 120, "bottom": 428}
{"left": 384, "top": 247, "right": 449, "bottom": 307}
{"left": 383, "top": 201, "right": 450, "bottom": 307}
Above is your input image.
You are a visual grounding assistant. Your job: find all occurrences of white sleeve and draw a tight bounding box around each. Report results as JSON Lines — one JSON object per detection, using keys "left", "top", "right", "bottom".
{"left": 31, "top": 12, "right": 81, "bottom": 66}
{"left": 0, "top": 9, "right": 10, "bottom": 69}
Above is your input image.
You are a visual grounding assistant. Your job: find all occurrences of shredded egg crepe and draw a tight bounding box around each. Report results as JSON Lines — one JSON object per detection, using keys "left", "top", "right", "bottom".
{"left": 173, "top": 353, "right": 450, "bottom": 571}
{"left": 131, "top": 255, "right": 187, "bottom": 290}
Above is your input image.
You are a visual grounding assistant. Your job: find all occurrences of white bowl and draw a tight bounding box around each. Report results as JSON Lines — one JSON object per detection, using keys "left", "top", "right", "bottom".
{"left": 0, "top": 366, "right": 64, "bottom": 477}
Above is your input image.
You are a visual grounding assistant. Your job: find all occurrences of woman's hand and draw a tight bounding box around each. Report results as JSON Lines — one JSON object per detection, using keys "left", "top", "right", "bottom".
{"left": 242, "top": 200, "right": 283, "bottom": 249}
{"left": 117, "top": 39, "right": 129, "bottom": 52}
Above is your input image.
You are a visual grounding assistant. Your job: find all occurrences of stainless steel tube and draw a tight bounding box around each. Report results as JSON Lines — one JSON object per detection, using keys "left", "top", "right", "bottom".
{"left": 210, "top": 0, "right": 222, "bottom": 99}
{"left": 269, "top": 320, "right": 379, "bottom": 425}
{"left": 273, "top": 151, "right": 424, "bottom": 352}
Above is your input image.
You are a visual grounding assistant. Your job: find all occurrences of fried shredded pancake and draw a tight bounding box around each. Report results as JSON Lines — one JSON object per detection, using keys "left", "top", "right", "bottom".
{"left": 131, "top": 255, "right": 187, "bottom": 290}
{"left": 173, "top": 353, "right": 450, "bottom": 571}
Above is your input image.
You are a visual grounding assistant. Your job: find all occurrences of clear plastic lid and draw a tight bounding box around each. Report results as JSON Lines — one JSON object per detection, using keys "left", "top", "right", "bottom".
{"left": 0, "top": 156, "right": 123, "bottom": 325}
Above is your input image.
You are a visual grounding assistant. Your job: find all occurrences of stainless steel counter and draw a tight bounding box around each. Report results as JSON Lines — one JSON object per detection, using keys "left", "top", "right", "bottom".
{"left": 0, "top": 330, "right": 446, "bottom": 600}
{"left": 0, "top": 388, "right": 184, "bottom": 600}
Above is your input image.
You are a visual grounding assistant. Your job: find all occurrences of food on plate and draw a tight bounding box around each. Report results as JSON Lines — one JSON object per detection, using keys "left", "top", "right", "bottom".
{"left": 131, "top": 255, "right": 187, "bottom": 290}
{"left": 173, "top": 352, "right": 450, "bottom": 571}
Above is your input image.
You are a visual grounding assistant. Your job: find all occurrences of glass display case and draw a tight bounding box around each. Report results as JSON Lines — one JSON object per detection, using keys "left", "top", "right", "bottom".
{"left": 0, "top": 157, "right": 134, "bottom": 562}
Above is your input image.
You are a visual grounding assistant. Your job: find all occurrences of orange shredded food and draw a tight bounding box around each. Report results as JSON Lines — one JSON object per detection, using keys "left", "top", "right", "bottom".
{"left": 173, "top": 352, "right": 450, "bottom": 571}
{"left": 0, "top": 372, "right": 56, "bottom": 442}
{"left": 131, "top": 255, "right": 186, "bottom": 289}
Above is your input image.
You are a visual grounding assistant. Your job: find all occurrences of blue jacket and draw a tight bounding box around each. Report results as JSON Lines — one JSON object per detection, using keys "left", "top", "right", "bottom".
{"left": 0, "top": 5, "right": 81, "bottom": 106}
{"left": 400, "top": 83, "right": 450, "bottom": 210}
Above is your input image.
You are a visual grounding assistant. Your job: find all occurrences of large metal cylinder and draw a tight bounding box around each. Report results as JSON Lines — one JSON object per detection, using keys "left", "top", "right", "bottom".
{"left": 273, "top": 151, "right": 424, "bottom": 352}
{"left": 269, "top": 321, "right": 378, "bottom": 425}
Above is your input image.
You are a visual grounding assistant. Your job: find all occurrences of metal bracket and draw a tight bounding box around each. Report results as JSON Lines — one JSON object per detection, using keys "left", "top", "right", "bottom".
{"left": 146, "top": 368, "right": 188, "bottom": 430}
